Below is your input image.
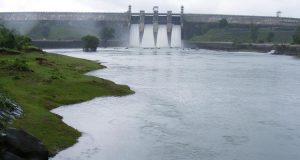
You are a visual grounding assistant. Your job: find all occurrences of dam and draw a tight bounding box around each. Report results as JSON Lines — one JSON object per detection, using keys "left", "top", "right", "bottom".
{"left": 1, "top": 5, "right": 300, "bottom": 47}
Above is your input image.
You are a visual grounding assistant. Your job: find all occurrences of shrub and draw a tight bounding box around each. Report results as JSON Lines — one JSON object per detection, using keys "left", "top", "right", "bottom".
{"left": 15, "top": 35, "right": 32, "bottom": 50}
{"left": 81, "top": 35, "right": 99, "bottom": 52}
{"left": 0, "top": 25, "right": 33, "bottom": 50}
{"left": 0, "top": 25, "right": 16, "bottom": 49}
{"left": 10, "top": 58, "right": 31, "bottom": 72}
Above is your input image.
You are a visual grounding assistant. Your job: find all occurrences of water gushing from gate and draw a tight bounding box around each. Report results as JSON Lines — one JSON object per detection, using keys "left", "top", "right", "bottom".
{"left": 129, "top": 24, "right": 181, "bottom": 48}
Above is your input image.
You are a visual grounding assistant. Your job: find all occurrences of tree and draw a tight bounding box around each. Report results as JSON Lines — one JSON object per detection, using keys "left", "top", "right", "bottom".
{"left": 0, "top": 25, "right": 32, "bottom": 50}
{"left": 15, "top": 35, "right": 32, "bottom": 50}
{"left": 293, "top": 27, "right": 300, "bottom": 44}
{"left": 266, "top": 32, "right": 275, "bottom": 42}
{"left": 250, "top": 24, "right": 259, "bottom": 43}
{"left": 99, "top": 27, "right": 115, "bottom": 48}
{"left": 81, "top": 35, "right": 99, "bottom": 52}
{"left": 0, "top": 25, "right": 16, "bottom": 49}
{"left": 219, "top": 18, "right": 228, "bottom": 28}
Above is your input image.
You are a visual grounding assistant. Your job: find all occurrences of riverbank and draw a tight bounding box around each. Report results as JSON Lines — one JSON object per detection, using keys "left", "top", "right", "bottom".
{"left": 0, "top": 49, "right": 134, "bottom": 155}
{"left": 183, "top": 41, "right": 300, "bottom": 56}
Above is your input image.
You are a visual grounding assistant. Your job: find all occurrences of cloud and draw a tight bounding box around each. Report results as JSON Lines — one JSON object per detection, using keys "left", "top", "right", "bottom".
{"left": 0, "top": 0, "right": 299, "bottom": 18}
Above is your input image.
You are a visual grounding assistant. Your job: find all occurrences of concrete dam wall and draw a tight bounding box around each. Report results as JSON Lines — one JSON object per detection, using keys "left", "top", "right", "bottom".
{"left": 1, "top": 7, "right": 300, "bottom": 48}
{"left": 0, "top": 12, "right": 128, "bottom": 21}
{"left": 183, "top": 14, "right": 300, "bottom": 26}
{"left": 1, "top": 12, "right": 300, "bottom": 26}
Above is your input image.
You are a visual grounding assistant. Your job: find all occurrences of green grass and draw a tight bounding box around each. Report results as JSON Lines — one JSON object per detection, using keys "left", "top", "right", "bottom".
{"left": 191, "top": 28, "right": 294, "bottom": 43}
{"left": 48, "top": 26, "right": 87, "bottom": 40}
{"left": 191, "top": 28, "right": 251, "bottom": 42}
{"left": 0, "top": 50, "right": 134, "bottom": 154}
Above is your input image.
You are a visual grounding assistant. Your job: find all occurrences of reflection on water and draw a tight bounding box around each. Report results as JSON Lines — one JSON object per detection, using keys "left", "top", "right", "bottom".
{"left": 49, "top": 48, "right": 300, "bottom": 160}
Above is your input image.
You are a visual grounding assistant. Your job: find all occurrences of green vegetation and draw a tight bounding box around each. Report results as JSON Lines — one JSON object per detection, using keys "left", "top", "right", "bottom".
{"left": 81, "top": 35, "right": 100, "bottom": 52}
{"left": 266, "top": 32, "right": 275, "bottom": 42}
{"left": 250, "top": 24, "right": 259, "bottom": 42}
{"left": 48, "top": 26, "right": 87, "bottom": 40}
{"left": 9, "top": 58, "right": 31, "bottom": 72}
{"left": 2, "top": 21, "right": 104, "bottom": 40}
{"left": 0, "top": 25, "right": 33, "bottom": 50}
{"left": 0, "top": 26, "right": 16, "bottom": 49}
{"left": 191, "top": 26, "right": 295, "bottom": 44}
{"left": 0, "top": 49, "right": 133, "bottom": 154}
{"left": 1, "top": 26, "right": 133, "bottom": 153}
{"left": 1, "top": 26, "right": 134, "bottom": 154}
{"left": 293, "top": 27, "right": 300, "bottom": 44}
{"left": 99, "top": 27, "right": 115, "bottom": 48}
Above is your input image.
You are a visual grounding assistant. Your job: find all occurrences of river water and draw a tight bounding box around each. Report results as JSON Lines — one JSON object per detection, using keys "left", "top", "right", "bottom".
{"left": 49, "top": 48, "right": 300, "bottom": 160}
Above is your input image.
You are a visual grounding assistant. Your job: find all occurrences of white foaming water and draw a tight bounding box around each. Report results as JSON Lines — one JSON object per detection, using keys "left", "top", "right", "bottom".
{"left": 141, "top": 25, "right": 155, "bottom": 48}
{"left": 171, "top": 25, "right": 181, "bottom": 48}
{"left": 156, "top": 25, "right": 169, "bottom": 48}
{"left": 129, "top": 24, "right": 181, "bottom": 48}
{"left": 129, "top": 24, "right": 140, "bottom": 47}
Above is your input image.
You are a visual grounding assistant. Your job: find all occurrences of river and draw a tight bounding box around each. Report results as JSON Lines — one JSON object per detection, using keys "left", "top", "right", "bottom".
{"left": 49, "top": 48, "right": 300, "bottom": 160}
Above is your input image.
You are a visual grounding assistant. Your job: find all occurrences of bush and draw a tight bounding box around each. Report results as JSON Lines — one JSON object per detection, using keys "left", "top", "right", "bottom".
{"left": 81, "top": 35, "right": 99, "bottom": 52}
{"left": 0, "top": 25, "right": 33, "bottom": 50}
{"left": 15, "top": 35, "right": 32, "bottom": 50}
{"left": 0, "top": 25, "right": 16, "bottom": 49}
{"left": 10, "top": 58, "right": 31, "bottom": 72}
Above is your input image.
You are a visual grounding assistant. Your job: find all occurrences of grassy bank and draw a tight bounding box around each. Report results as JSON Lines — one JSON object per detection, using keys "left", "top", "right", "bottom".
{"left": 190, "top": 28, "right": 294, "bottom": 43}
{"left": 0, "top": 50, "right": 134, "bottom": 154}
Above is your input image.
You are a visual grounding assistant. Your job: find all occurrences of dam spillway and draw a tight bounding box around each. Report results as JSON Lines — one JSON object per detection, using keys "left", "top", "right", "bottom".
{"left": 129, "top": 24, "right": 181, "bottom": 48}
{"left": 128, "top": 7, "right": 183, "bottom": 48}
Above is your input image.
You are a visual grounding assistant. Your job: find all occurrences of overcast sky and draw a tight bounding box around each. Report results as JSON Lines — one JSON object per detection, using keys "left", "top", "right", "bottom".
{"left": 1, "top": 0, "right": 299, "bottom": 18}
